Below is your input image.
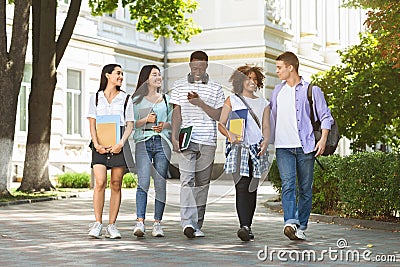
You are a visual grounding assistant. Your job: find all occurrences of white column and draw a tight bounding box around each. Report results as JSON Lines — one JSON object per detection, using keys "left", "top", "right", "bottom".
{"left": 325, "top": 0, "right": 341, "bottom": 64}
{"left": 298, "top": 0, "right": 319, "bottom": 58}
{"left": 326, "top": 0, "right": 340, "bottom": 46}
{"left": 300, "top": 0, "right": 317, "bottom": 37}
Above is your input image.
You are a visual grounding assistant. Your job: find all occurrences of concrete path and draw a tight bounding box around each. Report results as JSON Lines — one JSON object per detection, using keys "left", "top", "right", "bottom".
{"left": 0, "top": 180, "right": 399, "bottom": 266}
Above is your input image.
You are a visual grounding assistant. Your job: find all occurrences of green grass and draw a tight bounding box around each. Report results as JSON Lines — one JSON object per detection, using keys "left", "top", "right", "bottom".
{"left": 0, "top": 188, "right": 87, "bottom": 203}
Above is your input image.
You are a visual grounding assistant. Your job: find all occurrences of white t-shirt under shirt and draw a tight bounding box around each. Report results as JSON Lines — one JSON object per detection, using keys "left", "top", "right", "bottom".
{"left": 170, "top": 77, "right": 225, "bottom": 146}
{"left": 230, "top": 94, "right": 269, "bottom": 146}
{"left": 274, "top": 83, "right": 302, "bottom": 148}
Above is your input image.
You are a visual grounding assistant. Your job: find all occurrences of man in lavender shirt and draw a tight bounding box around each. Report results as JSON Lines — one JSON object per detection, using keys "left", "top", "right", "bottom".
{"left": 269, "top": 51, "right": 334, "bottom": 241}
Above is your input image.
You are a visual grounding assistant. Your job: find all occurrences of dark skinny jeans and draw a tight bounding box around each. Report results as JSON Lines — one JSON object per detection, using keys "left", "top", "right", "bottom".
{"left": 233, "top": 159, "right": 259, "bottom": 228}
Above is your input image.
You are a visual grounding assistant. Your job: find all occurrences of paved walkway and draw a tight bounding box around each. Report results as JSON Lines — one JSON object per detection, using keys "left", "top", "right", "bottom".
{"left": 0, "top": 179, "right": 399, "bottom": 266}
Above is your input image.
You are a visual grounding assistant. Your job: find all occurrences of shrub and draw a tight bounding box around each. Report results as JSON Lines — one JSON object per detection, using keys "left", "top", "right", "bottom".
{"left": 268, "top": 160, "right": 281, "bottom": 195}
{"left": 312, "top": 155, "right": 341, "bottom": 214}
{"left": 268, "top": 152, "right": 400, "bottom": 220}
{"left": 57, "top": 172, "right": 90, "bottom": 188}
{"left": 122, "top": 172, "right": 138, "bottom": 188}
{"left": 338, "top": 152, "right": 400, "bottom": 219}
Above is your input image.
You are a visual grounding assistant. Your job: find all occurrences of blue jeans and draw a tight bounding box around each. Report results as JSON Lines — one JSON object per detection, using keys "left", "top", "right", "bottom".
{"left": 276, "top": 147, "right": 315, "bottom": 230}
{"left": 135, "top": 136, "right": 171, "bottom": 221}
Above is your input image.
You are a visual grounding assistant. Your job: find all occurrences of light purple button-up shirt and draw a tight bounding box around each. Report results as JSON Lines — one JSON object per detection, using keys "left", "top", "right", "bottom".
{"left": 269, "top": 78, "right": 334, "bottom": 154}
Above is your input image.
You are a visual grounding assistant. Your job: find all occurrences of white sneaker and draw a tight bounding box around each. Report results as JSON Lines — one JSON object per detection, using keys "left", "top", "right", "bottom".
{"left": 88, "top": 222, "right": 102, "bottom": 238}
{"left": 105, "top": 223, "right": 121, "bottom": 239}
{"left": 295, "top": 229, "right": 306, "bottom": 240}
{"left": 152, "top": 222, "right": 164, "bottom": 237}
{"left": 133, "top": 221, "right": 145, "bottom": 237}
{"left": 283, "top": 223, "right": 298, "bottom": 240}
{"left": 194, "top": 229, "right": 205, "bottom": 237}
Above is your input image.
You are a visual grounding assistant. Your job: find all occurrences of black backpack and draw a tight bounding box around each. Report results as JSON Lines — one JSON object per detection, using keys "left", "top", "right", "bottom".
{"left": 307, "top": 84, "right": 340, "bottom": 156}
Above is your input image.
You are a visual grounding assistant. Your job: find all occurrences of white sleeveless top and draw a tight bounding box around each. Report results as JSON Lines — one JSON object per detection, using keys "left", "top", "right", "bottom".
{"left": 229, "top": 94, "right": 269, "bottom": 146}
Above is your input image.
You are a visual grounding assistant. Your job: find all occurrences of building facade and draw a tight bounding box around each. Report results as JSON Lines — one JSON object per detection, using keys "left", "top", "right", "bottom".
{"left": 9, "top": 0, "right": 365, "bottom": 180}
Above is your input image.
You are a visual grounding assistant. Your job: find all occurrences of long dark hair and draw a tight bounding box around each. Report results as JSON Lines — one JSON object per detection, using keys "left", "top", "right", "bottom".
{"left": 98, "top": 64, "right": 122, "bottom": 92}
{"left": 132, "top": 65, "right": 161, "bottom": 104}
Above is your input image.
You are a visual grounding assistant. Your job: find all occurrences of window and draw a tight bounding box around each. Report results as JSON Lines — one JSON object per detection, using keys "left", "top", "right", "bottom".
{"left": 17, "top": 64, "right": 32, "bottom": 132}
{"left": 66, "top": 69, "right": 82, "bottom": 136}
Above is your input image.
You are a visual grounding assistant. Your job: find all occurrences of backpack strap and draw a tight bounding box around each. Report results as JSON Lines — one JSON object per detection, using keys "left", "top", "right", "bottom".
{"left": 234, "top": 93, "right": 261, "bottom": 129}
{"left": 96, "top": 91, "right": 130, "bottom": 120}
{"left": 308, "top": 84, "right": 325, "bottom": 169}
{"left": 307, "top": 84, "right": 319, "bottom": 131}
{"left": 123, "top": 93, "right": 130, "bottom": 120}
{"left": 162, "top": 94, "right": 169, "bottom": 115}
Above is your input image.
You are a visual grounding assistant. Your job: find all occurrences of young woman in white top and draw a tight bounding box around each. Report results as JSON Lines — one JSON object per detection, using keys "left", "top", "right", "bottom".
{"left": 87, "top": 64, "right": 134, "bottom": 239}
{"left": 218, "top": 65, "right": 270, "bottom": 242}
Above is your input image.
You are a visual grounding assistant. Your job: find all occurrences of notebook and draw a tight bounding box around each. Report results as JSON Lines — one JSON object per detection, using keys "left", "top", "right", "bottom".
{"left": 96, "top": 115, "right": 120, "bottom": 146}
{"left": 227, "top": 109, "right": 248, "bottom": 142}
{"left": 179, "top": 126, "right": 193, "bottom": 150}
{"left": 138, "top": 107, "right": 157, "bottom": 130}
{"left": 229, "top": 118, "right": 245, "bottom": 141}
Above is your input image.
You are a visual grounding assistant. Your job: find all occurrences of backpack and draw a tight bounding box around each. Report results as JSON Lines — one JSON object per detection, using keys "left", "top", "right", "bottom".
{"left": 307, "top": 84, "right": 340, "bottom": 156}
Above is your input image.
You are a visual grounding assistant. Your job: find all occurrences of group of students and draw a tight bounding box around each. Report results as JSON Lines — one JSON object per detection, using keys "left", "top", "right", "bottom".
{"left": 87, "top": 50, "right": 334, "bottom": 242}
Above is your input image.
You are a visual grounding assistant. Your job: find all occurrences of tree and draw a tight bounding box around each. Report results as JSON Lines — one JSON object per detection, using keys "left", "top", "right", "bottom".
{"left": 312, "top": 33, "right": 400, "bottom": 151}
{"left": 343, "top": 0, "right": 400, "bottom": 68}
{"left": 89, "top": 0, "right": 201, "bottom": 43}
{"left": 0, "top": 0, "right": 31, "bottom": 197}
{"left": 16, "top": 0, "right": 201, "bottom": 192}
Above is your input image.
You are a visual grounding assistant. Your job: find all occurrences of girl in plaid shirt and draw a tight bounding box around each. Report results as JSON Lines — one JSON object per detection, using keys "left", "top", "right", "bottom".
{"left": 218, "top": 65, "right": 270, "bottom": 242}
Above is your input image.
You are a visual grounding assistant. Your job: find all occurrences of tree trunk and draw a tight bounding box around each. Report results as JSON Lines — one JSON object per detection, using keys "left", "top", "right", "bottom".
{"left": 18, "top": 0, "right": 80, "bottom": 192}
{"left": 56, "top": 0, "right": 82, "bottom": 67}
{"left": 19, "top": 0, "right": 56, "bottom": 192}
{"left": 0, "top": 0, "right": 31, "bottom": 196}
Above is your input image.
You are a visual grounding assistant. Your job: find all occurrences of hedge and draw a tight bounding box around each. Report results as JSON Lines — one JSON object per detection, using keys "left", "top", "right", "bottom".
{"left": 56, "top": 172, "right": 138, "bottom": 189}
{"left": 268, "top": 152, "right": 400, "bottom": 220}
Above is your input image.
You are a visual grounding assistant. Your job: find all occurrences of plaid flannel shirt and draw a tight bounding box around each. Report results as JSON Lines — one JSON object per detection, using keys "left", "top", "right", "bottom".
{"left": 224, "top": 142, "right": 270, "bottom": 179}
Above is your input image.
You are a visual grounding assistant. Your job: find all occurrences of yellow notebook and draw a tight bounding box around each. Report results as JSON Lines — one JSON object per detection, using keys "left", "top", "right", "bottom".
{"left": 229, "top": 118, "right": 245, "bottom": 141}
{"left": 97, "top": 123, "right": 117, "bottom": 146}
{"left": 96, "top": 115, "right": 120, "bottom": 146}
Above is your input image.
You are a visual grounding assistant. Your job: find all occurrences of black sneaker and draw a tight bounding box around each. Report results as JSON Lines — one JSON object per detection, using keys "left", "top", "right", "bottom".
{"left": 248, "top": 227, "right": 254, "bottom": 240}
{"left": 183, "top": 225, "right": 195, "bottom": 239}
{"left": 237, "top": 226, "right": 250, "bottom": 241}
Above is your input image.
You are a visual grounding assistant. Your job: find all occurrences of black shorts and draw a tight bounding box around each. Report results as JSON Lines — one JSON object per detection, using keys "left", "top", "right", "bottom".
{"left": 91, "top": 142, "right": 135, "bottom": 171}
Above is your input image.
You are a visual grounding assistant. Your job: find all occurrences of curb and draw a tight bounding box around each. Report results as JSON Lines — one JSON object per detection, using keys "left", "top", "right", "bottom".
{"left": 0, "top": 194, "right": 78, "bottom": 207}
{"left": 264, "top": 200, "right": 400, "bottom": 232}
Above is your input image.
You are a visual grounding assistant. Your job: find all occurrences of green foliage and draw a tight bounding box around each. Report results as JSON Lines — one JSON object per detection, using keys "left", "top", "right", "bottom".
{"left": 269, "top": 152, "right": 400, "bottom": 220}
{"left": 311, "top": 156, "right": 342, "bottom": 214}
{"left": 312, "top": 33, "right": 400, "bottom": 151}
{"left": 57, "top": 172, "right": 138, "bottom": 188}
{"left": 342, "top": 0, "right": 400, "bottom": 68}
{"left": 0, "top": 189, "right": 58, "bottom": 202}
{"left": 88, "top": 0, "right": 202, "bottom": 43}
{"left": 122, "top": 172, "right": 138, "bottom": 188}
{"left": 337, "top": 152, "right": 400, "bottom": 219}
{"left": 268, "top": 160, "right": 282, "bottom": 195}
{"left": 56, "top": 172, "right": 91, "bottom": 188}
